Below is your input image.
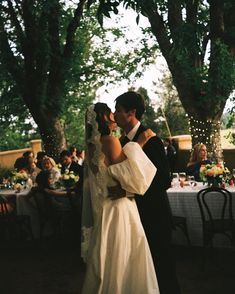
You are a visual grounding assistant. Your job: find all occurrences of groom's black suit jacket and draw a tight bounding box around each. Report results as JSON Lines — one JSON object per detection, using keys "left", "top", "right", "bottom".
{"left": 132, "top": 124, "right": 172, "bottom": 232}
{"left": 128, "top": 124, "right": 180, "bottom": 294}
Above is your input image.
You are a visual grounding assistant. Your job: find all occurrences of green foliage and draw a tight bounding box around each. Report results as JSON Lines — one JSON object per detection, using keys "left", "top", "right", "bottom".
{"left": 94, "top": 0, "right": 235, "bottom": 160}
{"left": 0, "top": 166, "right": 14, "bottom": 183}
{"left": 0, "top": 2, "right": 157, "bottom": 151}
{"left": 155, "top": 73, "right": 189, "bottom": 138}
{"left": 0, "top": 63, "right": 39, "bottom": 150}
{"left": 134, "top": 87, "right": 159, "bottom": 132}
{"left": 207, "top": 41, "right": 235, "bottom": 103}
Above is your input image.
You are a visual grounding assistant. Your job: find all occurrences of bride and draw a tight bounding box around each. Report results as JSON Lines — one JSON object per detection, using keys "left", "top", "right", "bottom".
{"left": 81, "top": 103, "right": 160, "bottom": 294}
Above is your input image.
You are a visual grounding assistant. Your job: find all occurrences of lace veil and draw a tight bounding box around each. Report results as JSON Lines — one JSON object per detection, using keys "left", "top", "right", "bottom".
{"left": 81, "top": 104, "right": 106, "bottom": 262}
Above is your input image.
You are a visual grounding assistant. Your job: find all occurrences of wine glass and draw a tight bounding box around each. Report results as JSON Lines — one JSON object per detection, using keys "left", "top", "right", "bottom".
{"left": 178, "top": 172, "right": 186, "bottom": 187}
{"left": 188, "top": 176, "right": 196, "bottom": 188}
{"left": 171, "top": 173, "right": 179, "bottom": 187}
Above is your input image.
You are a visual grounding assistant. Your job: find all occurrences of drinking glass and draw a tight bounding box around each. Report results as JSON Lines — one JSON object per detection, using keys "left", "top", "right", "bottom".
{"left": 188, "top": 175, "right": 196, "bottom": 188}
{"left": 171, "top": 173, "right": 179, "bottom": 187}
{"left": 179, "top": 172, "right": 187, "bottom": 182}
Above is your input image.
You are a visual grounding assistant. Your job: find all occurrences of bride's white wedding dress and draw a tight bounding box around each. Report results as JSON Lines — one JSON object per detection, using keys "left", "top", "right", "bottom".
{"left": 81, "top": 142, "right": 159, "bottom": 294}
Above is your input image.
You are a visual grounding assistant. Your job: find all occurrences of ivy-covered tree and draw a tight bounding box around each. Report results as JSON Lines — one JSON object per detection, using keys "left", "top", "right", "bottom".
{"left": 95, "top": 0, "right": 235, "bottom": 161}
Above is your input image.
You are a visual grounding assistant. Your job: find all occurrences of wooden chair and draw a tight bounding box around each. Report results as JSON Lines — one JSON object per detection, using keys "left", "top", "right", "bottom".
{"left": 0, "top": 195, "right": 34, "bottom": 240}
{"left": 172, "top": 215, "right": 191, "bottom": 246}
{"left": 197, "top": 187, "right": 235, "bottom": 249}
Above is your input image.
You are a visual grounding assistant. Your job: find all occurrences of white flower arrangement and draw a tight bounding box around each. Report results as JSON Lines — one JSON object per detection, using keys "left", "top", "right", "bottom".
{"left": 11, "top": 170, "right": 28, "bottom": 183}
{"left": 60, "top": 170, "right": 79, "bottom": 188}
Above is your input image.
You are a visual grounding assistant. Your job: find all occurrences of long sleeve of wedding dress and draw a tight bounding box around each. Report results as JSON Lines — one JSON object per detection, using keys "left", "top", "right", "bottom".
{"left": 108, "top": 141, "right": 157, "bottom": 195}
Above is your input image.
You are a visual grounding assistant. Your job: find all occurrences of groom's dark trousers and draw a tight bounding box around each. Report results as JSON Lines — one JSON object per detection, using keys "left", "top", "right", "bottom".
{"left": 123, "top": 124, "right": 181, "bottom": 294}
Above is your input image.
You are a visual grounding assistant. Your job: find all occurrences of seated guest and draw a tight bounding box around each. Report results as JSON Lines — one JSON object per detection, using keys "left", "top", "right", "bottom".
{"left": 41, "top": 156, "right": 61, "bottom": 184}
{"left": 164, "top": 138, "right": 177, "bottom": 174}
{"left": 36, "top": 170, "right": 71, "bottom": 211}
{"left": 36, "top": 151, "right": 47, "bottom": 170}
{"left": 69, "top": 146, "right": 79, "bottom": 163}
{"left": 60, "top": 150, "right": 83, "bottom": 178}
{"left": 14, "top": 157, "right": 29, "bottom": 173}
{"left": 36, "top": 170, "right": 54, "bottom": 190}
{"left": 30, "top": 170, "right": 56, "bottom": 223}
{"left": 186, "top": 143, "right": 211, "bottom": 181}
{"left": 27, "top": 157, "right": 41, "bottom": 184}
{"left": 77, "top": 149, "right": 85, "bottom": 166}
{"left": 23, "top": 150, "right": 34, "bottom": 159}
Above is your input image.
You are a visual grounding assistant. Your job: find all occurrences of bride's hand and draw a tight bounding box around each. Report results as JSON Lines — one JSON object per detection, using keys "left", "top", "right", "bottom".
{"left": 137, "top": 129, "right": 156, "bottom": 148}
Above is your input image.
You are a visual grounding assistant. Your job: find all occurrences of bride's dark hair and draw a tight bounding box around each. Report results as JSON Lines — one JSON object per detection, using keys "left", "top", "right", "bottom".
{"left": 94, "top": 102, "right": 112, "bottom": 136}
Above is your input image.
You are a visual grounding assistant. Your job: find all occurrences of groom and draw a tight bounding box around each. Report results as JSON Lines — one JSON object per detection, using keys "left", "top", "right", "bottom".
{"left": 114, "top": 91, "right": 181, "bottom": 294}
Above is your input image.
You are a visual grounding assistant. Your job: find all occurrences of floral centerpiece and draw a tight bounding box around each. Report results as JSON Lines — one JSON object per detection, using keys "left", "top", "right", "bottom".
{"left": 199, "top": 162, "right": 230, "bottom": 187}
{"left": 11, "top": 170, "right": 29, "bottom": 191}
{"left": 60, "top": 170, "right": 79, "bottom": 189}
{"left": 11, "top": 170, "right": 28, "bottom": 183}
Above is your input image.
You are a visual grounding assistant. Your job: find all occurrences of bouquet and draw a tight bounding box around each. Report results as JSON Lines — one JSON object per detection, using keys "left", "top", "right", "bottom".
{"left": 199, "top": 162, "right": 230, "bottom": 187}
{"left": 60, "top": 170, "right": 79, "bottom": 188}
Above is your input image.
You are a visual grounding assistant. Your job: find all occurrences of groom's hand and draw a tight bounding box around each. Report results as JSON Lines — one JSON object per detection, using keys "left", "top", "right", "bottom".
{"left": 107, "top": 182, "right": 126, "bottom": 200}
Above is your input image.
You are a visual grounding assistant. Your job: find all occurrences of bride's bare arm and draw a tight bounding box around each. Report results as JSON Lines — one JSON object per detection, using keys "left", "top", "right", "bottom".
{"left": 101, "top": 135, "right": 126, "bottom": 166}
{"left": 104, "top": 129, "right": 156, "bottom": 200}
{"left": 102, "top": 129, "right": 156, "bottom": 166}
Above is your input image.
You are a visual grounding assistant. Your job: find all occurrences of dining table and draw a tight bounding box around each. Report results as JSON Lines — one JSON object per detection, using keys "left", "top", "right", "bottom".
{"left": 0, "top": 188, "right": 42, "bottom": 238}
{"left": 167, "top": 183, "right": 235, "bottom": 248}
{"left": 0, "top": 187, "right": 72, "bottom": 238}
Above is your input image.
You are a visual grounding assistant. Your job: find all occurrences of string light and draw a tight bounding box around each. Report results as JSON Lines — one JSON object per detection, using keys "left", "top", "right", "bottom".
{"left": 188, "top": 116, "right": 223, "bottom": 161}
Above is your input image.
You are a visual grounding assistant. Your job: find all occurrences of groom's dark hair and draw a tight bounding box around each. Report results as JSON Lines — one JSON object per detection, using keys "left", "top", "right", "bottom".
{"left": 115, "top": 91, "right": 145, "bottom": 120}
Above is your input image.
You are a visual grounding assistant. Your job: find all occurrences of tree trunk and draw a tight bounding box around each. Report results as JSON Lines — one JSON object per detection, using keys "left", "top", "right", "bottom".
{"left": 0, "top": 0, "right": 86, "bottom": 160}
{"left": 37, "top": 116, "right": 66, "bottom": 160}
{"left": 140, "top": 2, "right": 234, "bottom": 164}
{"left": 27, "top": 100, "right": 67, "bottom": 160}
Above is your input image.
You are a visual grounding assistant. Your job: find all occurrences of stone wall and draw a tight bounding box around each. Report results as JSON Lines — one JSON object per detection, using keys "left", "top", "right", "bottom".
{"left": 0, "top": 136, "right": 234, "bottom": 172}
{"left": 0, "top": 140, "right": 42, "bottom": 169}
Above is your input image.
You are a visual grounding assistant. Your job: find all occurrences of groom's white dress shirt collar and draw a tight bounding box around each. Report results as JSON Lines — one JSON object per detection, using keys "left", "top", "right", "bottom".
{"left": 126, "top": 121, "right": 140, "bottom": 141}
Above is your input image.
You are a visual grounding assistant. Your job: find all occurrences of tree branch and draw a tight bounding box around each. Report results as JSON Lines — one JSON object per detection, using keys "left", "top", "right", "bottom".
{"left": 224, "top": 1, "right": 235, "bottom": 55}
{"left": 7, "top": 0, "right": 26, "bottom": 55}
{"left": 209, "top": 0, "right": 224, "bottom": 40}
{"left": 142, "top": 6, "right": 174, "bottom": 68}
{"left": 0, "top": 14, "right": 24, "bottom": 91}
{"left": 22, "top": 0, "right": 37, "bottom": 80}
{"left": 63, "top": 0, "right": 87, "bottom": 60}
{"left": 167, "top": 0, "right": 183, "bottom": 42}
{"left": 185, "top": 0, "right": 201, "bottom": 68}
{"left": 186, "top": 0, "right": 199, "bottom": 24}
{"left": 47, "top": 1, "right": 63, "bottom": 114}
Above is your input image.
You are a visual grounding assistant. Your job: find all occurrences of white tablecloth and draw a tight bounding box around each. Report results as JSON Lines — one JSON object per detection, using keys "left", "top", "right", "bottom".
{"left": 167, "top": 185, "right": 235, "bottom": 248}
{"left": 1, "top": 189, "right": 45, "bottom": 238}
{"left": 15, "top": 189, "right": 42, "bottom": 238}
